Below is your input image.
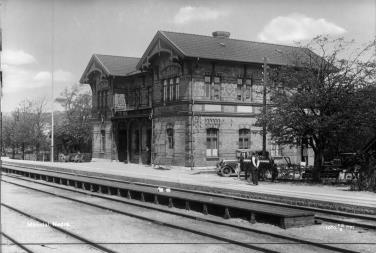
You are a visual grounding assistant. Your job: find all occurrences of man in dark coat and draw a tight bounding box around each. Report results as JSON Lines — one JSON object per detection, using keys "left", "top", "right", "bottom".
{"left": 251, "top": 154, "right": 260, "bottom": 185}
{"left": 239, "top": 155, "right": 246, "bottom": 180}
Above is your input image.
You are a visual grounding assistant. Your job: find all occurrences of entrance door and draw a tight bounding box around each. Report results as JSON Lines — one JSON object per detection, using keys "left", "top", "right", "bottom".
{"left": 118, "top": 130, "right": 127, "bottom": 162}
{"left": 146, "top": 129, "right": 152, "bottom": 164}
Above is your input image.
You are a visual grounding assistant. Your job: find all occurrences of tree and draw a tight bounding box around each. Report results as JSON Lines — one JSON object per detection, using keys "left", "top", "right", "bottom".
{"left": 55, "top": 85, "right": 92, "bottom": 154}
{"left": 257, "top": 36, "right": 376, "bottom": 181}
{"left": 2, "top": 98, "right": 49, "bottom": 159}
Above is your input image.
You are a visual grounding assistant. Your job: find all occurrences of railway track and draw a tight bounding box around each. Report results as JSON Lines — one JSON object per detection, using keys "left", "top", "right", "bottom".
{"left": 1, "top": 173, "right": 367, "bottom": 253}
{"left": 2, "top": 161, "right": 376, "bottom": 230}
{"left": 2, "top": 232, "right": 34, "bottom": 253}
{"left": 2, "top": 202, "right": 118, "bottom": 253}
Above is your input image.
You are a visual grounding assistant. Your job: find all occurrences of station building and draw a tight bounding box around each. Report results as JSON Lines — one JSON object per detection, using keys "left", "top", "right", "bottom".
{"left": 80, "top": 31, "right": 314, "bottom": 167}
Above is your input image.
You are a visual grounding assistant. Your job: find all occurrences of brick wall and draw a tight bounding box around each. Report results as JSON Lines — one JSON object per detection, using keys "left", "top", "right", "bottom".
{"left": 92, "top": 120, "right": 113, "bottom": 160}
{"left": 153, "top": 116, "right": 188, "bottom": 166}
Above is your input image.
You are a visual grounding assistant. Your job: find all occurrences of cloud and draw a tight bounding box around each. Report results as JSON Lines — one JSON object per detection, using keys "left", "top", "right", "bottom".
{"left": 2, "top": 68, "right": 74, "bottom": 96}
{"left": 33, "top": 70, "right": 74, "bottom": 82}
{"left": 257, "top": 14, "right": 346, "bottom": 43}
{"left": 2, "top": 50, "right": 36, "bottom": 65}
{"left": 173, "top": 6, "right": 227, "bottom": 24}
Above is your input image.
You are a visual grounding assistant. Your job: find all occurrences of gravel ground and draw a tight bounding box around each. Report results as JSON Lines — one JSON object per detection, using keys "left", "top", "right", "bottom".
{"left": 1, "top": 181, "right": 257, "bottom": 253}
{"left": 2, "top": 176, "right": 376, "bottom": 252}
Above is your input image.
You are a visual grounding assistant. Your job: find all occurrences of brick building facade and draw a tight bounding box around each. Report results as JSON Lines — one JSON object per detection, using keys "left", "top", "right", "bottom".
{"left": 80, "top": 31, "right": 314, "bottom": 167}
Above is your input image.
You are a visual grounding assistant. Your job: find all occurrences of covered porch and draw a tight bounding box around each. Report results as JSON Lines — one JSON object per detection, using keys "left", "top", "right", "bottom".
{"left": 113, "top": 113, "right": 152, "bottom": 165}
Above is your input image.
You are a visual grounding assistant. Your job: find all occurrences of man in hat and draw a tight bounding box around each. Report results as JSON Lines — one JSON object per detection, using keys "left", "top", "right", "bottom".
{"left": 251, "top": 153, "right": 260, "bottom": 185}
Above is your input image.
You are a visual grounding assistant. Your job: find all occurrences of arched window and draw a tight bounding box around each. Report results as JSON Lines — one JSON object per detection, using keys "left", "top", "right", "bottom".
{"left": 206, "top": 128, "right": 219, "bottom": 157}
{"left": 163, "top": 80, "right": 167, "bottom": 102}
{"left": 175, "top": 77, "right": 180, "bottom": 100}
{"left": 166, "top": 128, "right": 174, "bottom": 149}
{"left": 239, "top": 128, "right": 250, "bottom": 149}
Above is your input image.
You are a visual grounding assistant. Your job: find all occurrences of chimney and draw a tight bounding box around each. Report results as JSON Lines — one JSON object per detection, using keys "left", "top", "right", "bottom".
{"left": 212, "top": 31, "right": 230, "bottom": 39}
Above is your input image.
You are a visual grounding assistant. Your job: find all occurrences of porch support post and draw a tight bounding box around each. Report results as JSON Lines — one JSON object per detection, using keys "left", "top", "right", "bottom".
{"left": 126, "top": 121, "right": 130, "bottom": 163}
{"left": 139, "top": 120, "right": 142, "bottom": 165}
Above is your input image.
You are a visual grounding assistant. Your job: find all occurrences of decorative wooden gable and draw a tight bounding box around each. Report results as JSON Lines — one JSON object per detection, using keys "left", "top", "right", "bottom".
{"left": 80, "top": 55, "right": 108, "bottom": 85}
{"left": 138, "top": 32, "right": 184, "bottom": 70}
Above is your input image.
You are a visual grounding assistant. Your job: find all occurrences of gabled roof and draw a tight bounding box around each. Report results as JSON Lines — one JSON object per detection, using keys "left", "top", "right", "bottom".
{"left": 94, "top": 54, "right": 140, "bottom": 76}
{"left": 138, "top": 31, "right": 319, "bottom": 68}
{"left": 80, "top": 54, "right": 140, "bottom": 83}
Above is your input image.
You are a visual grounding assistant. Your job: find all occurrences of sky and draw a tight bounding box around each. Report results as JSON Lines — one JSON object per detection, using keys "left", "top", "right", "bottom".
{"left": 1, "top": 0, "right": 375, "bottom": 112}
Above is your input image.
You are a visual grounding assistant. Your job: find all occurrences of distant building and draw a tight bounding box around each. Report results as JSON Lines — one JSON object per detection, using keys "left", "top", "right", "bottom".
{"left": 80, "top": 31, "right": 315, "bottom": 167}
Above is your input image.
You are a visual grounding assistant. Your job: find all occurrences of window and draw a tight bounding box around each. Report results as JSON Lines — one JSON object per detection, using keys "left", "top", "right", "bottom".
{"left": 204, "top": 75, "right": 211, "bottom": 97}
{"left": 100, "top": 130, "right": 106, "bottom": 153}
{"left": 135, "top": 90, "right": 140, "bottom": 107}
{"left": 245, "top": 79, "right": 252, "bottom": 101}
{"left": 271, "top": 142, "right": 282, "bottom": 157}
{"left": 166, "top": 128, "right": 174, "bottom": 149}
{"left": 163, "top": 80, "right": 167, "bottom": 102}
{"left": 175, "top": 77, "right": 180, "bottom": 100}
{"left": 142, "top": 76, "right": 146, "bottom": 87}
{"left": 169, "top": 79, "right": 174, "bottom": 101}
{"left": 104, "top": 90, "right": 108, "bottom": 108}
{"left": 213, "top": 76, "right": 221, "bottom": 100}
{"left": 237, "top": 78, "right": 243, "bottom": 85}
{"left": 206, "top": 128, "right": 219, "bottom": 157}
{"left": 213, "top": 76, "right": 220, "bottom": 84}
{"left": 237, "top": 84, "right": 243, "bottom": 101}
{"left": 148, "top": 87, "right": 152, "bottom": 106}
{"left": 239, "top": 129, "right": 250, "bottom": 149}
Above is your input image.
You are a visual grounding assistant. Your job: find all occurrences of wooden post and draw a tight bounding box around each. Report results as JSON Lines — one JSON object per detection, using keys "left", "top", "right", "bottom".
{"left": 141, "top": 192, "right": 145, "bottom": 202}
{"left": 250, "top": 212, "right": 256, "bottom": 224}
{"left": 139, "top": 121, "right": 142, "bottom": 165}
{"left": 154, "top": 195, "right": 159, "bottom": 205}
{"left": 202, "top": 204, "right": 208, "bottom": 215}
{"left": 185, "top": 201, "right": 190, "bottom": 210}
{"left": 224, "top": 207, "right": 231, "bottom": 219}
{"left": 168, "top": 198, "right": 174, "bottom": 208}
{"left": 126, "top": 123, "right": 130, "bottom": 163}
{"left": 127, "top": 190, "right": 132, "bottom": 199}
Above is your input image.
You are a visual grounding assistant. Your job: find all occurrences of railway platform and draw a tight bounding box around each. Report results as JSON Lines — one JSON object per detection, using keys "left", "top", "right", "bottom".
{"left": 2, "top": 157, "right": 376, "bottom": 215}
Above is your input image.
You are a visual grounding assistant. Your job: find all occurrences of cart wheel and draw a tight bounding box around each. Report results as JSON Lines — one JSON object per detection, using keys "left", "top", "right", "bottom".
{"left": 221, "top": 166, "right": 232, "bottom": 177}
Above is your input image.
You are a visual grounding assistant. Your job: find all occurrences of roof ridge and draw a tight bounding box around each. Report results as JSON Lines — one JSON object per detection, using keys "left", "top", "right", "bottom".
{"left": 159, "top": 30, "right": 186, "bottom": 55}
{"left": 160, "top": 30, "right": 303, "bottom": 50}
{"left": 93, "top": 54, "right": 110, "bottom": 75}
{"left": 94, "top": 53, "right": 140, "bottom": 59}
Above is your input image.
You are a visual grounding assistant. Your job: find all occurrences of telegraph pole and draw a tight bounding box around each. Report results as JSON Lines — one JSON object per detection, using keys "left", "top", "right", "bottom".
{"left": 262, "top": 57, "right": 268, "bottom": 157}
{"left": 50, "top": 0, "right": 55, "bottom": 162}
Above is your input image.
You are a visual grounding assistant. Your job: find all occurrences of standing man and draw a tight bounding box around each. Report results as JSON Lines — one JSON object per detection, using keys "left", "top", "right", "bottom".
{"left": 251, "top": 154, "right": 260, "bottom": 185}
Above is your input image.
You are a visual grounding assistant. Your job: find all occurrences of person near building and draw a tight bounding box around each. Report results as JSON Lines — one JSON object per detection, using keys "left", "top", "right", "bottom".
{"left": 251, "top": 154, "right": 260, "bottom": 185}
{"left": 270, "top": 158, "right": 278, "bottom": 182}
{"left": 239, "top": 154, "right": 245, "bottom": 180}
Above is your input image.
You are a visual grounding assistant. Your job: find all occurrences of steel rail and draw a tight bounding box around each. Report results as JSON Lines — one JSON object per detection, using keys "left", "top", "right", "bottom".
{"left": 1, "top": 232, "right": 35, "bottom": 253}
{"left": 2, "top": 175, "right": 364, "bottom": 253}
{"left": 1, "top": 203, "right": 118, "bottom": 253}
